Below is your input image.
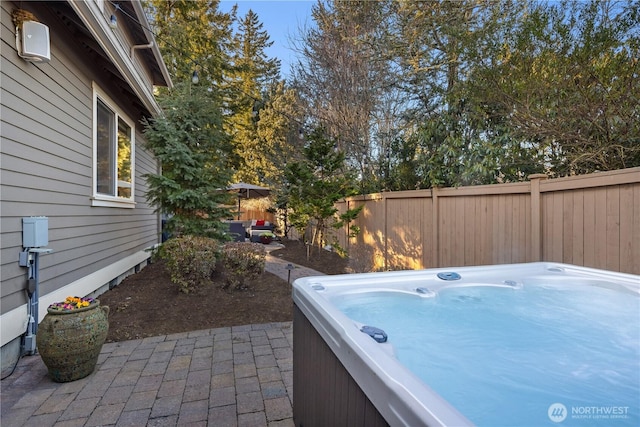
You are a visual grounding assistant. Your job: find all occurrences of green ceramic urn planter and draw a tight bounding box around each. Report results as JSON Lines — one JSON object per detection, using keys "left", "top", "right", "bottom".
{"left": 37, "top": 297, "right": 109, "bottom": 382}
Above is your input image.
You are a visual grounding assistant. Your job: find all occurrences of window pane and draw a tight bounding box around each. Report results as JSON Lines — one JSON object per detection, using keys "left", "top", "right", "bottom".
{"left": 96, "top": 99, "right": 115, "bottom": 195}
{"left": 117, "top": 118, "right": 132, "bottom": 198}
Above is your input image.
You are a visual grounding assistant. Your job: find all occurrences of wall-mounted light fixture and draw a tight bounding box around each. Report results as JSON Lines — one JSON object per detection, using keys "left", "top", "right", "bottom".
{"left": 109, "top": 3, "right": 122, "bottom": 29}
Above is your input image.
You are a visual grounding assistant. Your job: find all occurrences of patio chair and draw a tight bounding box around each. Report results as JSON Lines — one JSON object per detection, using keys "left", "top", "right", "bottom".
{"left": 227, "top": 222, "right": 247, "bottom": 242}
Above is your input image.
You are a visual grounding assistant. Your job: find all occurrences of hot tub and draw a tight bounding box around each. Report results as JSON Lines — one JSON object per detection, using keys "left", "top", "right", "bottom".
{"left": 292, "top": 262, "right": 639, "bottom": 427}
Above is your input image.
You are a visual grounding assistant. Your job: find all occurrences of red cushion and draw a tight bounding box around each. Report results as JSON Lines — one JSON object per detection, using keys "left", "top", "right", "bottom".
{"left": 256, "top": 220, "right": 265, "bottom": 226}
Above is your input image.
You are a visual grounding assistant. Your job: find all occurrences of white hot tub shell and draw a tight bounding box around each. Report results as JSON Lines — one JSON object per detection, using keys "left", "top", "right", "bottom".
{"left": 291, "top": 262, "right": 640, "bottom": 427}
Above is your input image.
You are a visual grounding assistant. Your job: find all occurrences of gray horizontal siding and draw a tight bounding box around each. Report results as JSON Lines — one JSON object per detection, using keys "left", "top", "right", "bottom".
{"left": 1, "top": 1, "right": 161, "bottom": 316}
{"left": 0, "top": 151, "right": 90, "bottom": 188}
{"left": 1, "top": 99, "right": 90, "bottom": 163}
{"left": 1, "top": 72, "right": 90, "bottom": 145}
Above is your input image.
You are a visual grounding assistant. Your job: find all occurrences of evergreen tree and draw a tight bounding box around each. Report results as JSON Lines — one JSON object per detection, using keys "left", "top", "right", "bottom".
{"left": 257, "top": 82, "right": 305, "bottom": 238}
{"left": 228, "top": 9, "right": 281, "bottom": 185}
{"left": 145, "top": 0, "right": 235, "bottom": 87}
{"left": 257, "top": 81, "right": 302, "bottom": 184}
{"left": 142, "top": 82, "right": 235, "bottom": 239}
{"left": 285, "top": 127, "right": 362, "bottom": 250}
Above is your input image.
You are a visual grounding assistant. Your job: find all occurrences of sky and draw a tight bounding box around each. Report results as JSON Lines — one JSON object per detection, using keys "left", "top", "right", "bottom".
{"left": 219, "top": 0, "right": 315, "bottom": 77}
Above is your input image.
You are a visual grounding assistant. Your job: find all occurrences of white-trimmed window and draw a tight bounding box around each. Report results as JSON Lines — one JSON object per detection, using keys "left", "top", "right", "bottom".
{"left": 92, "top": 83, "right": 135, "bottom": 207}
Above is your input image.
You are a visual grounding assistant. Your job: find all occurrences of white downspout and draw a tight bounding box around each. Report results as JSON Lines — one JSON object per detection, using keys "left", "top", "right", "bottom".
{"left": 130, "top": 42, "right": 154, "bottom": 58}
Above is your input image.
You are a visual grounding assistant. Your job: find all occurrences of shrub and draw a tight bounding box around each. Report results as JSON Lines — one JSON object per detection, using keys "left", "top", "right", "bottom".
{"left": 157, "top": 235, "right": 220, "bottom": 293}
{"left": 347, "top": 243, "right": 387, "bottom": 273}
{"left": 221, "top": 242, "right": 266, "bottom": 290}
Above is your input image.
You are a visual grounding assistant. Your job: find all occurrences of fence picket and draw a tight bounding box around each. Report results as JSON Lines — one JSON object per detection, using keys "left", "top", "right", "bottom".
{"left": 336, "top": 167, "right": 640, "bottom": 274}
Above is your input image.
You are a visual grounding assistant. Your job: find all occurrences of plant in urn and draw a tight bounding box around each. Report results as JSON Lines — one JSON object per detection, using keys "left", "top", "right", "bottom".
{"left": 37, "top": 296, "right": 109, "bottom": 382}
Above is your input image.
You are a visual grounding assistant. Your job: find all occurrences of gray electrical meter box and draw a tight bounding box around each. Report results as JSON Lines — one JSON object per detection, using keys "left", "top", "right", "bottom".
{"left": 23, "top": 217, "right": 48, "bottom": 247}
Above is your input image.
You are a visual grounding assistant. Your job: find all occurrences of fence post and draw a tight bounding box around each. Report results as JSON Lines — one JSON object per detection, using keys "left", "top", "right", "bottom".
{"left": 383, "top": 193, "right": 388, "bottom": 271}
{"left": 431, "top": 187, "right": 440, "bottom": 268}
{"left": 529, "top": 174, "right": 547, "bottom": 262}
{"left": 349, "top": 199, "right": 353, "bottom": 253}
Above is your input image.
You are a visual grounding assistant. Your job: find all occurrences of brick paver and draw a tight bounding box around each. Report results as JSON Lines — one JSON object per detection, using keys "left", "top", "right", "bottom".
{"left": 1, "top": 247, "right": 320, "bottom": 427}
{"left": 1, "top": 322, "right": 294, "bottom": 427}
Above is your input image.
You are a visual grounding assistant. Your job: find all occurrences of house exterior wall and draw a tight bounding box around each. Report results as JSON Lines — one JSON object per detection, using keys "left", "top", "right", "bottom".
{"left": 1, "top": 1, "right": 165, "bottom": 370}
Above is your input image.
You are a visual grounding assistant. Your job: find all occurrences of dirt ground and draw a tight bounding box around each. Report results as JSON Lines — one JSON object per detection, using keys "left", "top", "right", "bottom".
{"left": 99, "top": 239, "right": 349, "bottom": 342}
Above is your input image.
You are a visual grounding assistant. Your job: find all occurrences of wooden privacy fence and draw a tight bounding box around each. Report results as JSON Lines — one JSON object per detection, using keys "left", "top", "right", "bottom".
{"left": 237, "top": 208, "right": 276, "bottom": 224}
{"left": 335, "top": 167, "right": 640, "bottom": 275}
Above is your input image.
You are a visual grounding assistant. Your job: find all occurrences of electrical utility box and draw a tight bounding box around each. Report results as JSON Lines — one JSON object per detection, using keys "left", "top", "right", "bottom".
{"left": 22, "top": 217, "right": 48, "bottom": 248}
